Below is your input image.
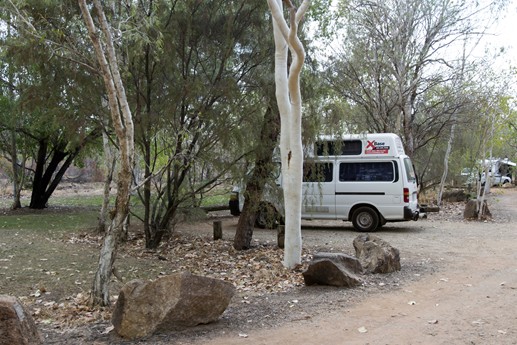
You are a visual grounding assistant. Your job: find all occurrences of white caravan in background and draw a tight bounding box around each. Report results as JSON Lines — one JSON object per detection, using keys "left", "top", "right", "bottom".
{"left": 230, "top": 133, "right": 420, "bottom": 231}
{"left": 479, "top": 158, "right": 515, "bottom": 186}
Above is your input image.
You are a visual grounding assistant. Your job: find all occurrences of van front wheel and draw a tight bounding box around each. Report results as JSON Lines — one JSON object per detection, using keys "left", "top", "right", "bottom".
{"left": 352, "top": 207, "right": 379, "bottom": 232}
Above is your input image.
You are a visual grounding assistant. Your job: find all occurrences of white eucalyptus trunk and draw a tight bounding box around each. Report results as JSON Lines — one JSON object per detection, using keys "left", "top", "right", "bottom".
{"left": 98, "top": 131, "right": 116, "bottom": 233}
{"left": 437, "top": 123, "right": 455, "bottom": 206}
{"left": 478, "top": 111, "right": 496, "bottom": 219}
{"left": 267, "top": 0, "right": 310, "bottom": 268}
{"left": 438, "top": 47, "right": 467, "bottom": 207}
{"left": 79, "top": 0, "right": 135, "bottom": 306}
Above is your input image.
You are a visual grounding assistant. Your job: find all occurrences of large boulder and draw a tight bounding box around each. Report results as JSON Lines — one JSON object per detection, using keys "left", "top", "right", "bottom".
{"left": 0, "top": 295, "right": 42, "bottom": 345}
{"left": 353, "top": 234, "right": 401, "bottom": 274}
{"left": 112, "top": 272, "right": 235, "bottom": 339}
{"left": 463, "top": 199, "right": 477, "bottom": 219}
{"left": 303, "top": 252, "right": 363, "bottom": 287}
{"left": 464, "top": 199, "right": 491, "bottom": 220}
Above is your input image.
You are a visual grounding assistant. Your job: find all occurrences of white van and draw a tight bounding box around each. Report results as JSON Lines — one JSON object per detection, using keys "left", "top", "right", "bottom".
{"left": 230, "top": 133, "right": 420, "bottom": 231}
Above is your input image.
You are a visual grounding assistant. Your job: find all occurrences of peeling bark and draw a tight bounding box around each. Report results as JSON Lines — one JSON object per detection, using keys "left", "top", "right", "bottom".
{"left": 97, "top": 131, "right": 116, "bottom": 233}
{"left": 79, "top": 0, "right": 135, "bottom": 307}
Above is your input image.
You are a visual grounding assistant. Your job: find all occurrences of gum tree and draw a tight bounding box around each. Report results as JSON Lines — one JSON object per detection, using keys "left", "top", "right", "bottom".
{"left": 79, "top": 0, "right": 135, "bottom": 306}
{"left": 327, "top": 0, "right": 499, "bottom": 157}
{"left": 267, "top": 0, "right": 310, "bottom": 268}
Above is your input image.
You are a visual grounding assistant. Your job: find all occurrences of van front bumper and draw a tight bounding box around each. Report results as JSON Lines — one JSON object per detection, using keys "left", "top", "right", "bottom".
{"left": 229, "top": 192, "right": 241, "bottom": 216}
{"left": 404, "top": 206, "right": 419, "bottom": 221}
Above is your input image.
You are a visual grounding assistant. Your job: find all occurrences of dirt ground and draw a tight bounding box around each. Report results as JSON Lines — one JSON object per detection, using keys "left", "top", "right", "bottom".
{"left": 202, "top": 192, "right": 517, "bottom": 345}
{"left": 3, "top": 186, "right": 517, "bottom": 344}
{"left": 183, "top": 188, "right": 517, "bottom": 345}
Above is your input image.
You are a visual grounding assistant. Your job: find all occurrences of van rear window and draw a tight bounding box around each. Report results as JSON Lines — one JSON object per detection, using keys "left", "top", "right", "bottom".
{"left": 403, "top": 158, "right": 417, "bottom": 182}
{"left": 339, "top": 162, "right": 395, "bottom": 182}
{"left": 315, "top": 140, "right": 362, "bottom": 156}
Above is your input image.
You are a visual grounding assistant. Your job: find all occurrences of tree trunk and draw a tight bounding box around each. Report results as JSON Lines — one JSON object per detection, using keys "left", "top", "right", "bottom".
{"left": 80, "top": 0, "right": 135, "bottom": 307}
{"left": 98, "top": 131, "right": 116, "bottom": 233}
{"left": 142, "top": 141, "right": 152, "bottom": 246}
{"left": 147, "top": 222, "right": 167, "bottom": 249}
{"left": 437, "top": 46, "right": 467, "bottom": 206}
{"left": 7, "top": 22, "right": 22, "bottom": 209}
{"left": 28, "top": 127, "right": 100, "bottom": 210}
{"left": 29, "top": 140, "right": 82, "bottom": 209}
{"left": 234, "top": 103, "right": 280, "bottom": 250}
{"left": 10, "top": 129, "right": 22, "bottom": 210}
{"left": 478, "top": 111, "right": 496, "bottom": 220}
{"left": 437, "top": 122, "right": 455, "bottom": 206}
{"left": 403, "top": 93, "right": 415, "bottom": 157}
{"left": 268, "top": 0, "right": 310, "bottom": 268}
{"left": 233, "top": 196, "right": 258, "bottom": 250}
{"left": 144, "top": 136, "right": 193, "bottom": 249}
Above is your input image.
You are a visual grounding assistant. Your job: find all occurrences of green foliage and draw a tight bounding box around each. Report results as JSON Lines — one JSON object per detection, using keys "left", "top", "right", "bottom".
{"left": 1, "top": 0, "right": 105, "bottom": 207}
{"left": 0, "top": 209, "right": 98, "bottom": 232}
{"left": 491, "top": 96, "right": 517, "bottom": 158}
{"left": 2, "top": 0, "right": 515, "bottom": 236}
{"left": 91, "top": 0, "right": 279, "bottom": 247}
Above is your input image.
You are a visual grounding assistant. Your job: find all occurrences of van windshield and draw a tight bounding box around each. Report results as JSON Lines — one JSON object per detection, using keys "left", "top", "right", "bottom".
{"left": 403, "top": 158, "right": 416, "bottom": 182}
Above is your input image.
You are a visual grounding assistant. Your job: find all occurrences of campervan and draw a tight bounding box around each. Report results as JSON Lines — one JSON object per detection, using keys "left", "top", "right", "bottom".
{"left": 230, "top": 133, "right": 420, "bottom": 232}
{"left": 480, "top": 158, "right": 515, "bottom": 186}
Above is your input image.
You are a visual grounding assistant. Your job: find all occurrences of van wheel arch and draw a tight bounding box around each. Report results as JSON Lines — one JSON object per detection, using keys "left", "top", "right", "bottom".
{"left": 350, "top": 205, "right": 380, "bottom": 232}
{"left": 255, "top": 202, "right": 279, "bottom": 229}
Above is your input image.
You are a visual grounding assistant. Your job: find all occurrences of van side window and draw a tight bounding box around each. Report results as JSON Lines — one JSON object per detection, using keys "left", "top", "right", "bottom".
{"left": 303, "top": 162, "right": 333, "bottom": 182}
{"left": 339, "top": 162, "right": 395, "bottom": 182}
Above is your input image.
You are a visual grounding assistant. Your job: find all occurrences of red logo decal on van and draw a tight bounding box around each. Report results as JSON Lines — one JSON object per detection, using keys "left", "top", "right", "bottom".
{"left": 365, "top": 140, "right": 389, "bottom": 154}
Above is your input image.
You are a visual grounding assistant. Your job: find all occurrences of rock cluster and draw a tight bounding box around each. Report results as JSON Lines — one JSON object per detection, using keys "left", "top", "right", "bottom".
{"left": 303, "top": 234, "right": 400, "bottom": 286}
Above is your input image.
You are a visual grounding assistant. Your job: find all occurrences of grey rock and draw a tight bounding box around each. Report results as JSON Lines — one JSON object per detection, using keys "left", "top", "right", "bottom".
{"left": 353, "top": 234, "right": 401, "bottom": 273}
{"left": 112, "top": 272, "right": 235, "bottom": 339}
{"left": 303, "top": 252, "right": 363, "bottom": 287}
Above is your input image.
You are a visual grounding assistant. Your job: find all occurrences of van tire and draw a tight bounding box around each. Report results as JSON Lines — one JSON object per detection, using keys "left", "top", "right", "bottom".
{"left": 352, "top": 207, "right": 379, "bottom": 232}
{"left": 255, "top": 202, "right": 278, "bottom": 229}
{"left": 229, "top": 199, "right": 240, "bottom": 216}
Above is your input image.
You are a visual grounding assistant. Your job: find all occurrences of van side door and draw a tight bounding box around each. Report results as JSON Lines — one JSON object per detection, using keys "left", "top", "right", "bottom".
{"left": 301, "top": 161, "right": 337, "bottom": 219}
{"left": 335, "top": 160, "right": 403, "bottom": 220}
